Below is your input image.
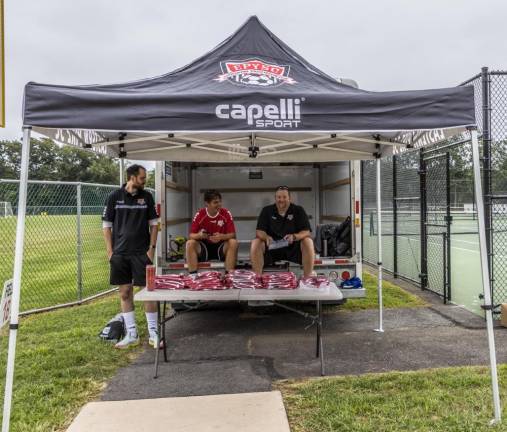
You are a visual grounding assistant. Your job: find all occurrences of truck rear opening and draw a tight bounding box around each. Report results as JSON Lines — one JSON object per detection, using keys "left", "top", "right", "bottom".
{"left": 155, "top": 161, "right": 364, "bottom": 299}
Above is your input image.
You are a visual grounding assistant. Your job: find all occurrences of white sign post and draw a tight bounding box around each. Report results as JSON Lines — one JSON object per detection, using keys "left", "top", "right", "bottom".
{"left": 0, "top": 279, "right": 13, "bottom": 329}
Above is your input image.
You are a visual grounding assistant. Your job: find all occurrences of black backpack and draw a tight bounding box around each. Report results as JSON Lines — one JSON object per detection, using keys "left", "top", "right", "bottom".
{"left": 99, "top": 313, "right": 126, "bottom": 343}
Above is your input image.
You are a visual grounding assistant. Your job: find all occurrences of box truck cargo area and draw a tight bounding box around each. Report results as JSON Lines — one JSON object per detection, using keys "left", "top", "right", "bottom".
{"left": 155, "top": 161, "right": 364, "bottom": 299}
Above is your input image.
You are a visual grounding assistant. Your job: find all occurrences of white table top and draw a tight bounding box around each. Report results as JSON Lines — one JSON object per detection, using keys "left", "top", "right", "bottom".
{"left": 238, "top": 285, "right": 343, "bottom": 301}
{"left": 135, "top": 284, "right": 343, "bottom": 302}
{"left": 135, "top": 288, "right": 241, "bottom": 302}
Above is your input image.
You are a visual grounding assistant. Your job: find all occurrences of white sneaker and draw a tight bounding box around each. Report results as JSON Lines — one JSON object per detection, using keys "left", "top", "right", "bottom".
{"left": 114, "top": 332, "right": 139, "bottom": 349}
{"left": 148, "top": 330, "right": 164, "bottom": 349}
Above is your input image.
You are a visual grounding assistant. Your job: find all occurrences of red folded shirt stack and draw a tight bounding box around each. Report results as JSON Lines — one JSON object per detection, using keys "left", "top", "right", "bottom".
{"left": 187, "top": 271, "right": 226, "bottom": 290}
{"left": 299, "top": 276, "right": 333, "bottom": 290}
{"left": 261, "top": 272, "right": 298, "bottom": 290}
{"left": 224, "top": 270, "right": 263, "bottom": 289}
{"left": 154, "top": 274, "right": 187, "bottom": 290}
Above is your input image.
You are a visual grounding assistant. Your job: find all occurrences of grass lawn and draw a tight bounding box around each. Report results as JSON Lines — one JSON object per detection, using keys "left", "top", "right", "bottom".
{"left": 329, "top": 271, "right": 427, "bottom": 312}
{"left": 0, "top": 293, "right": 147, "bottom": 432}
{"left": 0, "top": 215, "right": 109, "bottom": 312}
{"left": 277, "top": 366, "right": 507, "bottom": 432}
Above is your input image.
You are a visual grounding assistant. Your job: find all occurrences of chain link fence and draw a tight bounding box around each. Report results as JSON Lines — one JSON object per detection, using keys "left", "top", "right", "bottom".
{"left": 361, "top": 160, "right": 378, "bottom": 266}
{"left": 489, "top": 72, "right": 507, "bottom": 308}
{"left": 394, "top": 151, "right": 421, "bottom": 284}
{"left": 0, "top": 180, "right": 154, "bottom": 314}
{"left": 423, "top": 151, "right": 451, "bottom": 301}
{"left": 361, "top": 153, "right": 422, "bottom": 285}
{"left": 361, "top": 68, "right": 507, "bottom": 315}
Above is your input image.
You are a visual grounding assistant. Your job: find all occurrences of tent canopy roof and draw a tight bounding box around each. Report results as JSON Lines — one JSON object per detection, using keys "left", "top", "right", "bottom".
{"left": 23, "top": 16, "right": 475, "bottom": 162}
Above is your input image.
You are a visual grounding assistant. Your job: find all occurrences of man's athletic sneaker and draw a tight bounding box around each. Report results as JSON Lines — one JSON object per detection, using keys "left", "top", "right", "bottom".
{"left": 114, "top": 332, "right": 139, "bottom": 349}
{"left": 148, "top": 330, "right": 164, "bottom": 349}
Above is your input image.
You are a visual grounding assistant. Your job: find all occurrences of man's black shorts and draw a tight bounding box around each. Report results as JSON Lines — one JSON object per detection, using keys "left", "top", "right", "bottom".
{"left": 198, "top": 241, "right": 225, "bottom": 261}
{"left": 265, "top": 241, "right": 302, "bottom": 265}
{"left": 109, "top": 253, "right": 152, "bottom": 286}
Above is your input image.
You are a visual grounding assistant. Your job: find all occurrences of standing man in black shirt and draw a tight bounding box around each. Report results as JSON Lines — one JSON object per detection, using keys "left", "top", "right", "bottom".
{"left": 250, "top": 186, "right": 315, "bottom": 277}
{"left": 102, "top": 164, "right": 159, "bottom": 349}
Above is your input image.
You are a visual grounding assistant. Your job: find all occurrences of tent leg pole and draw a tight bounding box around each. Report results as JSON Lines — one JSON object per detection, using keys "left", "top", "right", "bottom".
{"left": 2, "top": 126, "right": 32, "bottom": 432}
{"left": 119, "top": 157, "right": 125, "bottom": 186}
{"left": 375, "top": 157, "right": 384, "bottom": 333}
{"left": 471, "top": 128, "right": 501, "bottom": 424}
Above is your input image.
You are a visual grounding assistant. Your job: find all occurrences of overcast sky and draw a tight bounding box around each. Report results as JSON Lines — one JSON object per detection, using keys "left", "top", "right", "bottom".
{"left": 2, "top": 0, "right": 506, "bottom": 142}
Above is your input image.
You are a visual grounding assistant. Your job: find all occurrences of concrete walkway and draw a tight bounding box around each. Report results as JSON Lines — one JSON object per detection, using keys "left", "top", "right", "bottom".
{"left": 67, "top": 391, "right": 290, "bottom": 432}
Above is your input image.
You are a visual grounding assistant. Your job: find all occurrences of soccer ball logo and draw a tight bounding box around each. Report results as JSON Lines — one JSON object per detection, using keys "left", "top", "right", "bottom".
{"left": 238, "top": 73, "right": 277, "bottom": 87}
{"left": 215, "top": 58, "right": 296, "bottom": 87}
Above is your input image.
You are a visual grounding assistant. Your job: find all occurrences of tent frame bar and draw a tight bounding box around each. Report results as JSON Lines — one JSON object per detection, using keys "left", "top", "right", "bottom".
{"left": 2, "top": 126, "right": 31, "bottom": 432}
{"left": 123, "top": 133, "right": 382, "bottom": 159}
{"left": 374, "top": 152, "right": 384, "bottom": 333}
{"left": 470, "top": 127, "right": 501, "bottom": 424}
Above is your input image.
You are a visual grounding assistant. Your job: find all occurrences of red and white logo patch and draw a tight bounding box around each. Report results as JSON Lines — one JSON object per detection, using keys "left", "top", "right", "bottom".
{"left": 215, "top": 58, "right": 296, "bottom": 87}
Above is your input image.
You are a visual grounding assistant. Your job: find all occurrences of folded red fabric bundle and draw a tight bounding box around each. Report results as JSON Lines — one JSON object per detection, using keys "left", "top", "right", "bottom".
{"left": 261, "top": 272, "right": 297, "bottom": 290}
{"left": 154, "top": 271, "right": 333, "bottom": 291}
{"left": 224, "top": 270, "right": 263, "bottom": 289}
{"left": 187, "top": 271, "right": 226, "bottom": 290}
{"left": 154, "top": 274, "right": 186, "bottom": 290}
{"left": 299, "top": 276, "right": 332, "bottom": 289}
{"left": 154, "top": 272, "right": 227, "bottom": 290}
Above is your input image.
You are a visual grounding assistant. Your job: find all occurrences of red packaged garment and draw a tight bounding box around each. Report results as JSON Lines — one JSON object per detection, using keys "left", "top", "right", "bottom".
{"left": 261, "top": 272, "right": 297, "bottom": 290}
{"left": 154, "top": 274, "right": 186, "bottom": 290}
{"left": 180, "top": 275, "right": 195, "bottom": 287}
{"left": 187, "top": 271, "right": 226, "bottom": 290}
{"left": 299, "top": 276, "right": 333, "bottom": 290}
{"left": 224, "top": 270, "right": 262, "bottom": 289}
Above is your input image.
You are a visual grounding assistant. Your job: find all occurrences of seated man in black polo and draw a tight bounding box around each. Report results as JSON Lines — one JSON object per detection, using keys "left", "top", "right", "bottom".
{"left": 250, "top": 186, "right": 315, "bottom": 277}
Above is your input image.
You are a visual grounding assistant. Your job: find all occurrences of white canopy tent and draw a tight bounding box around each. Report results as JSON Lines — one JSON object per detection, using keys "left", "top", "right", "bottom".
{"left": 2, "top": 16, "right": 501, "bottom": 431}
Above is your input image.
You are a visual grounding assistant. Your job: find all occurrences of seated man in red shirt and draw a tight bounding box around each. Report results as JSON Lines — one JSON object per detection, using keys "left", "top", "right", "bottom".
{"left": 186, "top": 189, "right": 238, "bottom": 273}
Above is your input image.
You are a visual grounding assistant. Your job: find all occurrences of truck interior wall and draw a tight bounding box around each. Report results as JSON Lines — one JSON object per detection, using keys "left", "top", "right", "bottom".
{"left": 164, "top": 163, "right": 192, "bottom": 249}
{"left": 321, "top": 163, "right": 352, "bottom": 223}
{"left": 192, "top": 166, "right": 317, "bottom": 242}
{"left": 163, "top": 162, "right": 354, "bottom": 259}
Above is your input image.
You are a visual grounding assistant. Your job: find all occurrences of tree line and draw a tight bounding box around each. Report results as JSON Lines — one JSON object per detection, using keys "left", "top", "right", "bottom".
{"left": 0, "top": 138, "right": 155, "bottom": 188}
